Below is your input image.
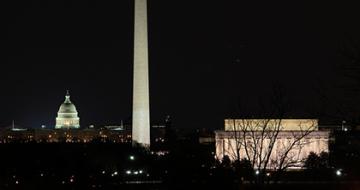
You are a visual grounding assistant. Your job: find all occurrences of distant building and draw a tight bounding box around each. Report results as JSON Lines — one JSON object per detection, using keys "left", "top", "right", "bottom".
{"left": 215, "top": 119, "right": 330, "bottom": 169}
{"left": 0, "top": 124, "right": 169, "bottom": 145}
{"left": 198, "top": 129, "right": 215, "bottom": 145}
{"left": 55, "top": 91, "right": 80, "bottom": 129}
{"left": 0, "top": 126, "right": 132, "bottom": 144}
{"left": 104, "top": 125, "right": 125, "bottom": 131}
{"left": 0, "top": 92, "right": 168, "bottom": 150}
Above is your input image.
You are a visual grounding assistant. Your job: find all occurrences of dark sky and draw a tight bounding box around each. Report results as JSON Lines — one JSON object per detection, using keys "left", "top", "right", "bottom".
{"left": 5, "top": 0, "right": 360, "bottom": 130}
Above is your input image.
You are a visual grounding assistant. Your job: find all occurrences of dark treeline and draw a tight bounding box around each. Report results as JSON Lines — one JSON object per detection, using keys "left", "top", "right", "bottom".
{"left": 1, "top": 130, "right": 360, "bottom": 190}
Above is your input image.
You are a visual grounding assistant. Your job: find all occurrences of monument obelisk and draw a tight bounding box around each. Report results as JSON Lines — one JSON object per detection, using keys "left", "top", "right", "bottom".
{"left": 132, "top": 0, "right": 150, "bottom": 147}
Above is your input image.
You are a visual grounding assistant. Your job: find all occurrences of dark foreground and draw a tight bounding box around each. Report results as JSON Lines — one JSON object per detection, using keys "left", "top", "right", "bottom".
{"left": 1, "top": 143, "right": 359, "bottom": 190}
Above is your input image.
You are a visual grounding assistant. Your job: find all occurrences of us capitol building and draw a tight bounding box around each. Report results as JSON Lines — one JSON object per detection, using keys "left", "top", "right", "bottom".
{"left": 55, "top": 91, "right": 80, "bottom": 129}
{"left": 0, "top": 91, "right": 167, "bottom": 145}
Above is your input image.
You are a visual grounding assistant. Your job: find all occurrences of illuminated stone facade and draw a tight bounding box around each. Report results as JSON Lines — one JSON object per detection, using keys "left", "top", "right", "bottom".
{"left": 132, "top": 0, "right": 151, "bottom": 147}
{"left": 216, "top": 119, "right": 330, "bottom": 169}
{"left": 224, "top": 119, "right": 318, "bottom": 131}
{"left": 55, "top": 91, "right": 80, "bottom": 129}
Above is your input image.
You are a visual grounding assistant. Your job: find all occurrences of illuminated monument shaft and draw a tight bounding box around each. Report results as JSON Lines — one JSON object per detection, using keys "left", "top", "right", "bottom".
{"left": 132, "top": 0, "right": 150, "bottom": 146}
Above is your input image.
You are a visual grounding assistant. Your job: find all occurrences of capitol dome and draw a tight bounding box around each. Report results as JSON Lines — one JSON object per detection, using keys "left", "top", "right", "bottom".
{"left": 55, "top": 91, "right": 80, "bottom": 129}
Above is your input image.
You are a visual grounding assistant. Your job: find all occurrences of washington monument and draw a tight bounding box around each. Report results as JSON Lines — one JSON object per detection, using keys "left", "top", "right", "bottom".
{"left": 132, "top": 0, "right": 150, "bottom": 147}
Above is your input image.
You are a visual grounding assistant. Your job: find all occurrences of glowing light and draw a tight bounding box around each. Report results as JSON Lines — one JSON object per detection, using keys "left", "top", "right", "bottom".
{"left": 11, "top": 128, "right": 26, "bottom": 131}
{"left": 112, "top": 171, "right": 118, "bottom": 177}
{"left": 129, "top": 155, "right": 135, "bottom": 160}
{"left": 126, "top": 170, "right": 131, "bottom": 175}
{"left": 255, "top": 170, "right": 260, "bottom": 175}
{"left": 336, "top": 169, "right": 342, "bottom": 176}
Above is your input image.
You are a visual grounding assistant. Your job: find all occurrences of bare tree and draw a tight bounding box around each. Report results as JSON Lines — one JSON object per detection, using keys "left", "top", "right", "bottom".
{"left": 228, "top": 119, "right": 317, "bottom": 183}
{"left": 218, "top": 87, "right": 324, "bottom": 185}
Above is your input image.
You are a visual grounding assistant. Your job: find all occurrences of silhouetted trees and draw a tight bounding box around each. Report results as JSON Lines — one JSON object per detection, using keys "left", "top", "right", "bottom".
{"left": 225, "top": 86, "right": 317, "bottom": 185}
{"left": 304, "top": 151, "right": 330, "bottom": 170}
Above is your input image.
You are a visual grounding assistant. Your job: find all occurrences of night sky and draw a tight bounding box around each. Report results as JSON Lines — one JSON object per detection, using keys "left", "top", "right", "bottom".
{"left": 5, "top": 0, "right": 360, "bottom": 130}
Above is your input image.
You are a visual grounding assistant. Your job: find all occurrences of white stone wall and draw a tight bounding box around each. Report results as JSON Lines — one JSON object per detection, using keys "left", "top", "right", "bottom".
{"left": 55, "top": 117, "right": 80, "bottom": 129}
{"left": 224, "top": 119, "right": 318, "bottom": 131}
{"left": 215, "top": 131, "right": 329, "bottom": 169}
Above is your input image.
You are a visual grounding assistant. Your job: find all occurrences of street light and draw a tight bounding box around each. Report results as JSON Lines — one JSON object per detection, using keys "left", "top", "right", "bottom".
{"left": 342, "top": 120, "right": 346, "bottom": 131}
{"left": 336, "top": 169, "right": 342, "bottom": 177}
{"left": 129, "top": 155, "right": 135, "bottom": 161}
